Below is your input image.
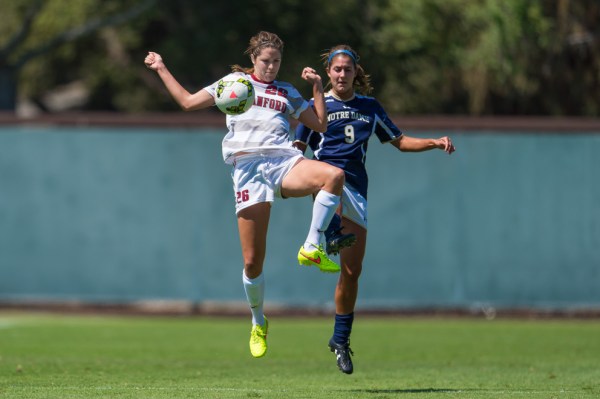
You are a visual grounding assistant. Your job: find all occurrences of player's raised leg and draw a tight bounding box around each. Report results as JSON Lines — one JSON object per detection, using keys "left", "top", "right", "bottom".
{"left": 281, "top": 159, "right": 345, "bottom": 273}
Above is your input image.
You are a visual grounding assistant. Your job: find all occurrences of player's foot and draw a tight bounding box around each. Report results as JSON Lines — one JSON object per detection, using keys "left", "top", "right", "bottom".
{"left": 297, "top": 244, "right": 341, "bottom": 273}
{"left": 325, "top": 227, "right": 357, "bottom": 255}
{"left": 249, "top": 317, "right": 268, "bottom": 358}
{"left": 329, "top": 338, "right": 354, "bottom": 374}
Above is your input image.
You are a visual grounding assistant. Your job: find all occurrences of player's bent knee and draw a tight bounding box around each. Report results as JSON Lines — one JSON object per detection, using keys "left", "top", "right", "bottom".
{"left": 347, "top": 269, "right": 362, "bottom": 281}
{"left": 328, "top": 165, "right": 345, "bottom": 187}
{"left": 342, "top": 263, "right": 362, "bottom": 280}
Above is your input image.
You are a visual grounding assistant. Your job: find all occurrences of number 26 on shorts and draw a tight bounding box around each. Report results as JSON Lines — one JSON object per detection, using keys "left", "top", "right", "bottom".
{"left": 236, "top": 189, "right": 250, "bottom": 204}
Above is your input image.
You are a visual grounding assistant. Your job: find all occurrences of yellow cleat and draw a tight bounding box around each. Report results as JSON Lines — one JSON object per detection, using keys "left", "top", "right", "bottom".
{"left": 297, "top": 244, "right": 341, "bottom": 273}
{"left": 249, "top": 317, "right": 268, "bottom": 358}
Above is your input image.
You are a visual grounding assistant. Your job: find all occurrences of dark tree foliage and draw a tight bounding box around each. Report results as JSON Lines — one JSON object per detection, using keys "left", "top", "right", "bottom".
{"left": 0, "top": 0, "right": 598, "bottom": 115}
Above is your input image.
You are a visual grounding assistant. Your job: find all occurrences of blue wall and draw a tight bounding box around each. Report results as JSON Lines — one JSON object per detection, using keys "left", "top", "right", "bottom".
{"left": 1, "top": 125, "right": 599, "bottom": 310}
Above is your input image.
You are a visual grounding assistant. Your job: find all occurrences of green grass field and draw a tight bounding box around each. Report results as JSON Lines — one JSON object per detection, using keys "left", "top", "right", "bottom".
{"left": 1, "top": 312, "right": 599, "bottom": 399}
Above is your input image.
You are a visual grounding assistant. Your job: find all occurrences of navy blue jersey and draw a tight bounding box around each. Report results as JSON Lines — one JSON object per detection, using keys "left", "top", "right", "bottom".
{"left": 295, "top": 93, "right": 402, "bottom": 199}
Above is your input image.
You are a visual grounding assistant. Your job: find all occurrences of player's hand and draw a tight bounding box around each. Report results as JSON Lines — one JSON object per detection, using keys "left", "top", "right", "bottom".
{"left": 293, "top": 140, "right": 308, "bottom": 154}
{"left": 434, "top": 136, "right": 455, "bottom": 154}
{"left": 144, "top": 51, "right": 164, "bottom": 71}
{"left": 301, "top": 67, "right": 322, "bottom": 85}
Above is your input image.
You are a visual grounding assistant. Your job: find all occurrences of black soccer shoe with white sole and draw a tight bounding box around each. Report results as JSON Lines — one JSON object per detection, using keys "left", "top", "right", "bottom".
{"left": 328, "top": 338, "right": 354, "bottom": 374}
{"left": 325, "top": 228, "right": 357, "bottom": 255}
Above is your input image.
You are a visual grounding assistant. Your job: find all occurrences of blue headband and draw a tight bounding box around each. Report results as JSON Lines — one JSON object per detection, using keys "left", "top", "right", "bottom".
{"left": 327, "top": 49, "right": 358, "bottom": 64}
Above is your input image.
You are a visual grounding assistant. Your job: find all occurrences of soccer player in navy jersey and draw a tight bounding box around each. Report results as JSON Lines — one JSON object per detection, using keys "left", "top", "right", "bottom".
{"left": 295, "top": 45, "right": 455, "bottom": 374}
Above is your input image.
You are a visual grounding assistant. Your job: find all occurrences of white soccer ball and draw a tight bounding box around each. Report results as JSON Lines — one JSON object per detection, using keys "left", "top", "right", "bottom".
{"left": 215, "top": 75, "right": 255, "bottom": 115}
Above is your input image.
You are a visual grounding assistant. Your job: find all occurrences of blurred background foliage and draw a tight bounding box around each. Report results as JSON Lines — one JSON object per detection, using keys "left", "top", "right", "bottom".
{"left": 0, "top": 0, "right": 598, "bottom": 115}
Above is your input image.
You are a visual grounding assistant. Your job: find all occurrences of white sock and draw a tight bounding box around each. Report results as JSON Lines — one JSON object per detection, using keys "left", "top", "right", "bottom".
{"left": 242, "top": 271, "right": 265, "bottom": 326}
{"left": 304, "top": 190, "right": 340, "bottom": 250}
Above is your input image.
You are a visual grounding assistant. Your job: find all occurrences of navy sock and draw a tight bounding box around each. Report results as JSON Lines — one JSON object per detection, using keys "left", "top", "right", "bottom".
{"left": 325, "top": 213, "right": 342, "bottom": 241}
{"left": 332, "top": 312, "right": 354, "bottom": 344}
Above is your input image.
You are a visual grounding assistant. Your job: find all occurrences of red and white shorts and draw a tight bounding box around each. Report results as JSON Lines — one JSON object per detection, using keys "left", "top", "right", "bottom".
{"left": 231, "top": 152, "right": 304, "bottom": 214}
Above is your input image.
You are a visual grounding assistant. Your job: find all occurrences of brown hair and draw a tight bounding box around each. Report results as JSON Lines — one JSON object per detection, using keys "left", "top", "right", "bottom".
{"left": 322, "top": 45, "right": 373, "bottom": 95}
{"left": 231, "top": 31, "right": 284, "bottom": 74}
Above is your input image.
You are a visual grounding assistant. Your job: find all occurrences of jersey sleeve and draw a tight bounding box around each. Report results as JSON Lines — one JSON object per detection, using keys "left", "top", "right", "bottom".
{"left": 294, "top": 122, "right": 312, "bottom": 144}
{"left": 294, "top": 98, "right": 321, "bottom": 152}
{"left": 294, "top": 122, "right": 321, "bottom": 155}
{"left": 285, "top": 85, "right": 309, "bottom": 119}
{"left": 372, "top": 100, "right": 403, "bottom": 143}
{"left": 202, "top": 80, "right": 218, "bottom": 99}
{"left": 294, "top": 97, "right": 313, "bottom": 144}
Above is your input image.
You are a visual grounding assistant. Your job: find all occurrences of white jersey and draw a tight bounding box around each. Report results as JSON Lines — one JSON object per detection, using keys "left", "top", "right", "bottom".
{"left": 204, "top": 72, "right": 309, "bottom": 164}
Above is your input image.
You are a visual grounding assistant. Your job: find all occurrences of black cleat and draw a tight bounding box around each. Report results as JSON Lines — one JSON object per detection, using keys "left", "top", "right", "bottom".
{"left": 328, "top": 338, "right": 354, "bottom": 374}
{"left": 325, "top": 228, "right": 357, "bottom": 255}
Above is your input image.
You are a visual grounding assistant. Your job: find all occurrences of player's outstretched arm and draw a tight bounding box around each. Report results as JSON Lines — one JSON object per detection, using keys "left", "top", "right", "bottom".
{"left": 391, "top": 135, "right": 455, "bottom": 154}
{"left": 144, "top": 51, "right": 214, "bottom": 112}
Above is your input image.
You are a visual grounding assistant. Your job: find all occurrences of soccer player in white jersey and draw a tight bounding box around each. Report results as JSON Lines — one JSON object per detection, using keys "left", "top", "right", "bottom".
{"left": 145, "top": 31, "right": 346, "bottom": 359}
{"left": 295, "top": 45, "right": 456, "bottom": 374}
